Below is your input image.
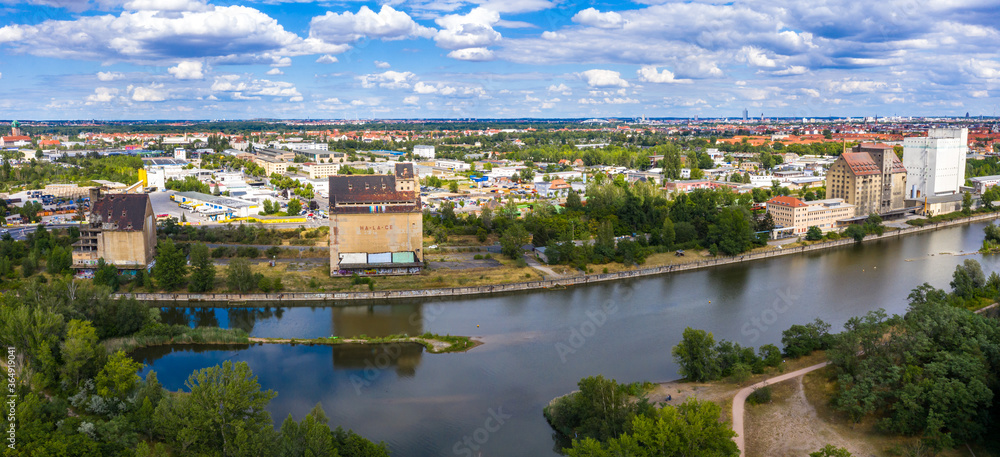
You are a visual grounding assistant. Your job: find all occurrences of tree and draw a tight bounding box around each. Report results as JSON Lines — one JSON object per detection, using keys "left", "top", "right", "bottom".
{"left": 286, "top": 199, "right": 302, "bottom": 216}
{"left": 227, "top": 257, "right": 255, "bottom": 293}
{"left": 781, "top": 319, "right": 833, "bottom": 358}
{"left": 93, "top": 258, "right": 120, "bottom": 291}
{"left": 95, "top": 350, "right": 143, "bottom": 407}
{"left": 188, "top": 243, "right": 216, "bottom": 293}
{"left": 61, "top": 319, "right": 102, "bottom": 388}
{"left": 843, "top": 224, "right": 866, "bottom": 243}
{"left": 449, "top": 180, "right": 459, "bottom": 193}
{"left": 153, "top": 238, "right": 187, "bottom": 290}
{"left": 710, "top": 206, "right": 755, "bottom": 255}
{"left": 159, "top": 361, "right": 277, "bottom": 457}
{"left": 950, "top": 259, "right": 986, "bottom": 299}
{"left": 810, "top": 445, "right": 853, "bottom": 457}
{"left": 962, "top": 191, "right": 973, "bottom": 215}
{"left": 805, "top": 226, "right": 823, "bottom": 241}
{"left": 564, "top": 398, "right": 738, "bottom": 457}
{"left": 566, "top": 190, "right": 583, "bottom": 212}
{"left": 671, "top": 327, "right": 719, "bottom": 382}
{"left": 500, "top": 224, "right": 530, "bottom": 259}
{"left": 545, "top": 375, "right": 655, "bottom": 443}
{"left": 46, "top": 245, "right": 72, "bottom": 275}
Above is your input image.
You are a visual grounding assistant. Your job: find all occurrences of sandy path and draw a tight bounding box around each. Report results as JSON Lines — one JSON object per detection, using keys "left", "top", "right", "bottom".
{"left": 732, "top": 361, "right": 829, "bottom": 457}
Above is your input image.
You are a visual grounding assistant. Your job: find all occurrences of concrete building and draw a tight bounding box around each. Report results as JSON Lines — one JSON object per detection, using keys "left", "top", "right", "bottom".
{"left": 663, "top": 179, "right": 729, "bottom": 193}
{"left": 72, "top": 190, "right": 156, "bottom": 274}
{"left": 825, "top": 143, "right": 907, "bottom": 217}
{"left": 970, "top": 175, "right": 1000, "bottom": 194}
{"left": 903, "top": 128, "right": 967, "bottom": 197}
{"left": 766, "top": 196, "right": 854, "bottom": 235}
{"left": 413, "top": 145, "right": 435, "bottom": 159}
{"left": 329, "top": 163, "right": 422, "bottom": 276}
{"left": 172, "top": 192, "right": 260, "bottom": 220}
{"left": 303, "top": 162, "right": 342, "bottom": 179}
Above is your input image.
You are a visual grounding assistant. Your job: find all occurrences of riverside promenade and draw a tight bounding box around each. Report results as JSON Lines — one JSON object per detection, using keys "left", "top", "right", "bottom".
{"left": 116, "top": 212, "right": 1000, "bottom": 304}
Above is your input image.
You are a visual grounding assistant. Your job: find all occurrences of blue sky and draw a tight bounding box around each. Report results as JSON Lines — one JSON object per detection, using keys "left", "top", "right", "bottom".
{"left": 0, "top": 0, "right": 998, "bottom": 120}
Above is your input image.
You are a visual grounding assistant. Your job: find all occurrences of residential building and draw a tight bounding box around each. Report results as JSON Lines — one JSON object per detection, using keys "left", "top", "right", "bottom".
{"left": 329, "top": 163, "right": 423, "bottom": 276}
{"left": 903, "top": 128, "right": 967, "bottom": 197}
{"left": 413, "top": 145, "right": 436, "bottom": 159}
{"left": 72, "top": 190, "right": 156, "bottom": 274}
{"left": 535, "top": 179, "right": 573, "bottom": 197}
{"left": 255, "top": 155, "right": 289, "bottom": 175}
{"left": 303, "top": 162, "right": 342, "bottom": 179}
{"left": 825, "top": 143, "right": 907, "bottom": 217}
{"left": 766, "top": 196, "right": 854, "bottom": 235}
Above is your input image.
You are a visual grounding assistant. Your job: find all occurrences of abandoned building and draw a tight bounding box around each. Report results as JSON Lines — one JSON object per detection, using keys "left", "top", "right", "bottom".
{"left": 72, "top": 189, "right": 157, "bottom": 275}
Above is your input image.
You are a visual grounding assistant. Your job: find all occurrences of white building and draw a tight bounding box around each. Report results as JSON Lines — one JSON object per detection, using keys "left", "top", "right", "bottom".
{"left": 413, "top": 145, "right": 435, "bottom": 159}
{"left": 903, "top": 128, "right": 967, "bottom": 197}
{"left": 435, "top": 159, "right": 470, "bottom": 171}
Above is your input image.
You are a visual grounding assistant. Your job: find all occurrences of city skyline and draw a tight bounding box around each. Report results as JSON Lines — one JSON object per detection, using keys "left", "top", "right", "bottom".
{"left": 0, "top": 0, "right": 998, "bottom": 120}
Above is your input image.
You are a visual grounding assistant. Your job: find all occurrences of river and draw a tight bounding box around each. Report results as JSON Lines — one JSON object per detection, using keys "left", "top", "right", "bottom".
{"left": 132, "top": 221, "right": 1000, "bottom": 456}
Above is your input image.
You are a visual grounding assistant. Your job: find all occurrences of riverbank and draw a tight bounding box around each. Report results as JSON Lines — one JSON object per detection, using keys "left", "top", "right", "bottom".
{"left": 115, "top": 211, "right": 1000, "bottom": 304}
{"left": 107, "top": 326, "right": 479, "bottom": 354}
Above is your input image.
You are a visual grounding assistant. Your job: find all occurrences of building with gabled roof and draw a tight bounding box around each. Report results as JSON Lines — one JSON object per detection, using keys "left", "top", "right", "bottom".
{"left": 72, "top": 189, "right": 156, "bottom": 274}
{"left": 329, "top": 163, "right": 422, "bottom": 276}
{"left": 825, "top": 143, "right": 907, "bottom": 217}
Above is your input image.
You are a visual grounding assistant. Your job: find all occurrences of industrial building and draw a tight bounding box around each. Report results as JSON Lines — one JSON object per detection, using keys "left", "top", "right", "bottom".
{"left": 825, "top": 143, "right": 907, "bottom": 217}
{"left": 329, "top": 163, "right": 423, "bottom": 276}
{"left": 413, "top": 145, "right": 435, "bottom": 159}
{"left": 171, "top": 192, "right": 260, "bottom": 220}
{"left": 72, "top": 190, "right": 156, "bottom": 274}
{"left": 903, "top": 128, "right": 967, "bottom": 197}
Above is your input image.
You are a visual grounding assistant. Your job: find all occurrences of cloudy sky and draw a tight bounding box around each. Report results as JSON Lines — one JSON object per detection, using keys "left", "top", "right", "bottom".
{"left": 0, "top": 0, "right": 998, "bottom": 120}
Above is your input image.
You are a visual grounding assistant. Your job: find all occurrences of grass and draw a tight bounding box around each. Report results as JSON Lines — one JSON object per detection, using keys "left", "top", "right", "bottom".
{"left": 103, "top": 325, "right": 250, "bottom": 354}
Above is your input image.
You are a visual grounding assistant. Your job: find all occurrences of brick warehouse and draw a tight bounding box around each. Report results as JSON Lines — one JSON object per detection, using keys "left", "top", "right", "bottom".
{"left": 328, "top": 163, "right": 423, "bottom": 276}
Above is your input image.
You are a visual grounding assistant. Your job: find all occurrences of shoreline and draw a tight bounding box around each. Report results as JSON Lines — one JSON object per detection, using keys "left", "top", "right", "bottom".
{"left": 114, "top": 211, "right": 1000, "bottom": 305}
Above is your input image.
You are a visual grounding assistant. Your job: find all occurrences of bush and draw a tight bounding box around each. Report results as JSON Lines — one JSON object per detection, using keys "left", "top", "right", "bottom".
{"left": 781, "top": 319, "right": 833, "bottom": 358}
{"left": 211, "top": 246, "right": 234, "bottom": 258}
{"left": 236, "top": 246, "right": 260, "bottom": 258}
{"left": 747, "top": 386, "right": 772, "bottom": 405}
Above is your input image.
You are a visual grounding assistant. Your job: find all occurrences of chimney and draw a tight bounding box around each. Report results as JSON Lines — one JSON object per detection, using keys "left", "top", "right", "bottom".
{"left": 89, "top": 187, "right": 101, "bottom": 202}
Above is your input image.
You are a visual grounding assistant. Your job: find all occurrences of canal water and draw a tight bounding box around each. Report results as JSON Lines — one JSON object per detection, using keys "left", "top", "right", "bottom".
{"left": 133, "top": 222, "right": 1000, "bottom": 456}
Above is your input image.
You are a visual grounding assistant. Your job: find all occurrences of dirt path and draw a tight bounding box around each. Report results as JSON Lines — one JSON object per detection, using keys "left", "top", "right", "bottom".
{"left": 732, "top": 362, "right": 829, "bottom": 457}
{"left": 522, "top": 253, "right": 563, "bottom": 278}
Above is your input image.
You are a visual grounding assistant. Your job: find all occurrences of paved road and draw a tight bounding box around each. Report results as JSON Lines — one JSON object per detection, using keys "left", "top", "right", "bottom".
{"left": 522, "top": 253, "right": 562, "bottom": 279}
{"left": 731, "top": 361, "right": 830, "bottom": 457}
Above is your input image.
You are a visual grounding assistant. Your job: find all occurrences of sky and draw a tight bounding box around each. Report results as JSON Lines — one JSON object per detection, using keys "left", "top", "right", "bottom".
{"left": 0, "top": 0, "right": 998, "bottom": 120}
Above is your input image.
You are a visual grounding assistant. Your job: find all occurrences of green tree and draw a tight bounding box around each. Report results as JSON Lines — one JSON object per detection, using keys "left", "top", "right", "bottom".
{"left": 159, "top": 361, "right": 277, "bottom": 457}
{"left": 810, "top": 445, "right": 853, "bottom": 457}
{"left": 95, "top": 350, "right": 143, "bottom": 406}
{"left": 805, "top": 226, "right": 823, "bottom": 241}
{"left": 545, "top": 375, "right": 655, "bottom": 442}
{"left": 227, "top": 257, "right": 255, "bottom": 293}
{"left": 449, "top": 180, "right": 459, "bottom": 193}
{"left": 843, "top": 224, "right": 866, "bottom": 243}
{"left": 962, "top": 191, "right": 973, "bottom": 215}
{"left": 286, "top": 199, "right": 302, "bottom": 216}
{"left": 500, "top": 224, "right": 530, "bottom": 259}
{"left": 188, "top": 243, "right": 216, "bottom": 293}
{"left": 671, "top": 327, "right": 720, "bottom": 382}
{"left": 950, "top": 259, "right": 986, "bottom": 299}
{"left": 781, "top": 319, "right": 832, "bottom": 358}
{"left": 710, "top": 206, "right": 754, "bottom": 255}
{"left": 564, "top": 398, "right": 738, "bottom": 457}
{"left": 46, "top": 245, "right": 72, "bottom": 275}
{"left": 60, "top": 319, "right": 102, "bottom": 388}
{"left": 153, "top": 238, "right": 187, "bottom": 290}
{"left": 93, "top": 258, "right": 119, "bottom": 291}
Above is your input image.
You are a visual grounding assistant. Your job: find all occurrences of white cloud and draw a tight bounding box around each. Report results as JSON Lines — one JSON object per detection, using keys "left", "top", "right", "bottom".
{"left": 211, "top": 75, "right": 302, "bottom": 100}
{"left": 473, "top": 0, "right": 553, "bottom": 14}
{"left": 447, "top": 47, "right": 495, "bottom": 61}
{"left": 167, "top": 61, "right": 204, "bottom": 80}
{"left": 130, "top": 84, "right": 166, "bottom": 102}
{"left": 826, "top": 79, "right": 887, "bottom": 94}
{"left": 572, "top": 8, "right": 625, "bottom": 29}
{"left": 85, "top": 87, "right": 119, "bottom": 104}
{"left": 316, "top": 55, "right": 338, "bottom": 64}
{"left": 124, "top": 0, "right": 211, "bottom": 12}
{"left": 403, "top": 95, "right": 419, "bottom": 105}
{"left": 309, "top": 5, "right": 435, "bottom": 44}
{"left": 971, "top": 90, "right": 989, "bottom": 98}
{"left": 770, "top": 66, "right": 808, "bottom": 76}
{"left": 271, "top": 57, "right": 292, "bottom": 67}
{"left": 0, "top": 6, "right": 335, "bottom": 65}
{"left": 435, "top": 7, "right": 501, "bottom": 51}
{"left": 359, "top": 70, "right": 416, "bottom": 89}
{"left": 548, "top": 83, "right": 571, "bottom": 95}
{"left": 636, "top": 66, "right": 691, "bottom": 83}
{"left": 739, "top": 46, "right": 776, "bottom": 68}
{"left": 374, "top": 60, "right": 391, "bottom": 68}
{"left": 97, "top": 71, "right": 124, "bottom": 81}
{"left": 266, "top": 68, "right": 284, "bottom": 75}
{"left": 413, "top": 82, "right": 438, "bottom": 94}
{"left": 579, "top": 69, "right": 629, "bottom": 88}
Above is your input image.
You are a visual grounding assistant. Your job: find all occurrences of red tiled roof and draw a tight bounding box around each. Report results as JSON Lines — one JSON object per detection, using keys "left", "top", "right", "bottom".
{"left": 841, "top": 150, "right": 906, "bottom": 175}
{"left": 767, "top": 196, "right": 807, "bottom": 208}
